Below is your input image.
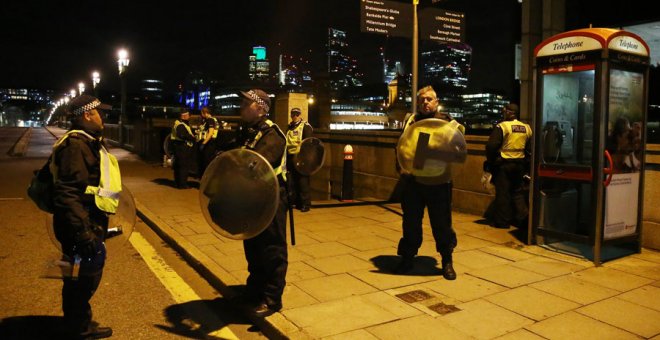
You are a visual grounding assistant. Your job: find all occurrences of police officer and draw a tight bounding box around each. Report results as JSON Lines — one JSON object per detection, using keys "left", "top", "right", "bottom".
{"left": 52, "top": 94, "right": 119, "bottom": 339}
{"left": 170, "top": 111, "right": 196, "bottom": 189}
{"left": 395, "top": 86, "right": 462, "bottom": 280}
{"left": 485, "top": 103, "right": 532, "bottom": 229}
{"left": 285, "top": 107, "right": 313, "bottom": 212}
{"left": 197, "top": 106, "right": 219, "bottom": 176}
{"left": 236, "top": 89, "right": 288, "bottom": 317}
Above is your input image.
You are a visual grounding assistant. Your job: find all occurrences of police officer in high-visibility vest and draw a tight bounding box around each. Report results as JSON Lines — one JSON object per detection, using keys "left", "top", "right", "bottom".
{"left": 197, "top": 106, "right": 219, "bottom": 176}
{"left": 170, "top": 111, "right": 196, "bottom": 189}
{"left": 52, "top": 94, "right": 119, "bottom": 339}
{"left": 395, "top": 86, "right": 463, "bottom": 281}
{"left": 233, "top": 89, "right": 288, "bottom": 317}
{"left": 485, "top": 103, "right": 532, "bottom": 229}
{"left": 286, "top": 107, "right": 313, "bottom": 212}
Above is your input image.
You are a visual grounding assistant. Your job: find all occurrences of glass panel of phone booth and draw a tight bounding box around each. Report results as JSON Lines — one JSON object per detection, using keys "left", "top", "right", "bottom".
{"left": 538, "top": 68, "right": 595, "bottom": 237}
{"left": 604, "top": 68, "right": 644, "bottom": 241}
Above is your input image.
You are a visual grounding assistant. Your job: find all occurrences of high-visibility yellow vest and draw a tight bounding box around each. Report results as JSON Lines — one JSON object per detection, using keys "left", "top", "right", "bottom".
{"left": 286, "top": 120, "right": 308, "bottom": 154}
{"left": 51, "top": 130, "right": 122, "bottom": 214}
{"left": 170, "top": 119, "right": 194, "bottom": 147}
{"left": 498, "top": 119, "right": 532, "bottom": 159}
{"left": 245, "top": 119, "right": 287, "bottom": 181}
{"left": 199, "top": 116, "right": 219, "bottom": 141}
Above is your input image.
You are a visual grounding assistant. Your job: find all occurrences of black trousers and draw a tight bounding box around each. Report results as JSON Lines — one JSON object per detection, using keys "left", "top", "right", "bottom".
{"left": 198, "top": 140, "right": 217, "bottom": 178}
{"left": 172, "top": 143, "right": 193, "bottom": 187}
{"left": 286, "top": 158, "right": 311, "bottom": 208}
{"left": 398, "top": 178, "right": 457, "bottom": 260}
{"left": 243, "top": 185, "right": 288, "bottom": 305}
{"left": 62, "top": 270, "right": 103, "bottom": 334}
{"left": 492, "top": 160, "right": 528, "bottom": 227}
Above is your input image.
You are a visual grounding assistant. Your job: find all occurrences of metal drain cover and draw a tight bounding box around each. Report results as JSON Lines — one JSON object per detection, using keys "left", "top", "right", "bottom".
{"left": 395, "top": 290, "right": 433, "bottom": 303}
{"left": 428, "top": 302, "right": 461, "bottom": 315}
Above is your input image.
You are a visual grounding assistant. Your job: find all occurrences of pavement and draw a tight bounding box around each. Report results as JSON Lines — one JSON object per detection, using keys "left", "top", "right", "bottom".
{"left": 47, "top": 127, "right": 660, "bottom": 339}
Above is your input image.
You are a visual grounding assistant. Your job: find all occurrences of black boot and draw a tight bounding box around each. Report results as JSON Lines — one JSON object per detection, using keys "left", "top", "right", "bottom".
{"left": 441, "top": 253, "right": 457, "bottom": 280}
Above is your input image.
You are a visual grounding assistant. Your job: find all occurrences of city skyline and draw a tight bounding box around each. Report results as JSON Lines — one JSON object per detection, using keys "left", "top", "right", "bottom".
{"left": 1, "top": 1, "right": 658, "bottom": 97}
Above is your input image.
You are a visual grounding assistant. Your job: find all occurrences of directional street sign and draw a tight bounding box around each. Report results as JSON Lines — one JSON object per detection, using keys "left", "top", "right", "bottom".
{"left": 419, "top": 8, "right": 465, "bottom": 43}
{"left": 360, "top": 0, "right": 412, "bottom": 38}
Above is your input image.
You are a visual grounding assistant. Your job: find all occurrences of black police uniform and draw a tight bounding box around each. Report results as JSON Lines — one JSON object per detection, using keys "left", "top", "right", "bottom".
{"left": 485, "top": 122, "right": 531, "bottom": 228}
{"left": 398, "top": 111, "right": 458, "bottom": 274}
{"left": 286, "top": 120, "right": 313, "bottom": 210}
{"left": 172, "top": 119, "right": 196, "bottom": 188}
{"left": 239, "top": 117, "right": 288, "bottom": 311}
{"left": 52, "top": 121, "right": 109, "bottom": 337}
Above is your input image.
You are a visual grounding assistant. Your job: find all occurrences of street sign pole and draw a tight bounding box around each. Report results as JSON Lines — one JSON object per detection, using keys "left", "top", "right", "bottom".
{"left": 412, "top": 0, "right": 419, "bottom": 114}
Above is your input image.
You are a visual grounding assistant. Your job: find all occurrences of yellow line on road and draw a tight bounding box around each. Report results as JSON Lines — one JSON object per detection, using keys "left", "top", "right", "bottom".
{"left": 129, "top": 232, "right": 239, "bottom": 340}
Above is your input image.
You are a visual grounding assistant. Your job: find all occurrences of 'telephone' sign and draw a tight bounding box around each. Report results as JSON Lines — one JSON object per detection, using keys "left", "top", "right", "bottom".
{"left": 360, "top": 0, "right": 412, "bottom": 38}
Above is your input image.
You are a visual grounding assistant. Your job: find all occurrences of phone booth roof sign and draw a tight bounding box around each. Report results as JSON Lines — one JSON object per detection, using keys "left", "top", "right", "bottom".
{"left": 535, "top": 28, "right": 649, "bottom": 58}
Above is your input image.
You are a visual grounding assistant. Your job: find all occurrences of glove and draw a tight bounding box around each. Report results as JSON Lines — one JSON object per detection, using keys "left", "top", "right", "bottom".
{"left": 73, "top": 229, "right": 100, "bottom": 259}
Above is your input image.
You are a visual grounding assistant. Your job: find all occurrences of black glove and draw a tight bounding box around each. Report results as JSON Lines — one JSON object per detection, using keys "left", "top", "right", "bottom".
{"left": 73, "top": 229, "right": 100, "bottom": 258}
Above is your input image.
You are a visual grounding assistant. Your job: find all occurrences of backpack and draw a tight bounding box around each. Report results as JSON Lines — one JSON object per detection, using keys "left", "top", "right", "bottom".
{"left": 27, "top": 156, "right": 55, "bottom": 213}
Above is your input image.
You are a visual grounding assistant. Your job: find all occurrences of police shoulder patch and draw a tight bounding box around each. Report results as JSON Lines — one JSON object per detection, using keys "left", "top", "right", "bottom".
{"left": 511, "top": 125, "right": 527, "bottom": 133}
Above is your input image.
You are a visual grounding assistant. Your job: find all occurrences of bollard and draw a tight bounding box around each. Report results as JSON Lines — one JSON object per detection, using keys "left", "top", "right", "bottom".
{"left": 341, "top": 144, "right": 354, "bottom": 202}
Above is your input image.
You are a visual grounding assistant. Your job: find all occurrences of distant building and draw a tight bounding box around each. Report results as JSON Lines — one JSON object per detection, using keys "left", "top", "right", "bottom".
{"left": 249, "top": 46, "right": 270, "bottom": 82}
{"left": 140, "top": 79, "right": 164, "bottom": 102}
{"left": 460, "top": 92, "right": 509, "bottom": 130}
{"left": 278, "top": 54, "right": 313, "bottom": 89}
{"left": 0, "top": 88, "right": 55, "bottom": 126}
{"left": 177, "top": 72, "right": 210, "bottom": 111}
{"left": 327, "top": 28, "right": 363, "bottom": 90}
{"left": 421, "top": 42, "right": 472, "bottom": 91}
{"left": 329, "top": 101, "right": 388, "bottom": 130}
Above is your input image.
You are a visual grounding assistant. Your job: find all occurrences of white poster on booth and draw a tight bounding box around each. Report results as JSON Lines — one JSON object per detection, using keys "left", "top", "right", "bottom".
{"left": 604, "top": 172, "right": 639, "bottom": 239}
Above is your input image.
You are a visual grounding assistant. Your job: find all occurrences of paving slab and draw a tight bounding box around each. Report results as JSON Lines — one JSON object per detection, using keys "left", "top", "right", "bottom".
{"left": 526, "top": 311, "right": 640, "bottom": 340}
{"left": 577, "top": 297, "right": 660, "bottom": 338}
{"left": 484, "top": 286, "right": 580, "bottom": 321}
{"left": 468, "top": 264, "right": 548, "bottom": 288}
{"left": 494, "top": 328, "right": 545, "bottom": 340}
{"left": 366, "top": 314, "right": 471, "bottom": 340}
{"left": 572, "top": 267, "right": 654, "bottom": 292}
{"left": 529, "top": 275, "right": 620, "bottom": 305}
{"left": 440, "top": 299, "right": 534, "bottom": 339}
{"left": 421, "top": 273, "right": 507, "bottom": 303}
{"left": 294, "top": 273, "right": 377, "bottom": 302}
{"left": 510, "top": 256, "right": 587, "bottom": 277}
{"left": 604, "top": 256, "right": 660, "bottom": 280}
{"left": 304, "top": 254, "right": 373, "bottom": 275}
{"left": 617, "top": 285, "right": 660, "bottom": 312}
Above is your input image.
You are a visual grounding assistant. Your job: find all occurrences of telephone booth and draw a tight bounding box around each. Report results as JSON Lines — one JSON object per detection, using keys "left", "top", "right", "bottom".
{"left": 530, "top": 28, "right": 650, "bottom": 265}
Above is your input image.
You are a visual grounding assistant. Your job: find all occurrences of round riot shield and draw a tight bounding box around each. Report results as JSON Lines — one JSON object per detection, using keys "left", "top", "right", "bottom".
{"left": 199, "top": 149, "right": 279, "bottom": 240}
{"left": 396, "top": 118, "right": 467, "bottom": 179}
{"left": 46, "top": 183, "right": 136, "bottom": 254}
{"left": 294, "top": 137, "right": 326, "bottom": 176}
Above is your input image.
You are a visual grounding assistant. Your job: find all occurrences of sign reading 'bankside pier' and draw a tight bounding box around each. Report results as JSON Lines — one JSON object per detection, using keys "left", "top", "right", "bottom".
{"left": 360, "top": 0, "right": 412, "bottom": 38}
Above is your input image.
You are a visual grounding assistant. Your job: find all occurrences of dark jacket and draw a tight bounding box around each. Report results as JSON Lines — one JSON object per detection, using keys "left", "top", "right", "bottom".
{"left": 52, "top": 121, "right": 108, "bottom": 245}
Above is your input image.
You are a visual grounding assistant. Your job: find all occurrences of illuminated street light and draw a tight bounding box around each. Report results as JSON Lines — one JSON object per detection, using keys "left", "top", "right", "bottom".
{"left": 117, "top": 48, "right": 130, "bottom": 146}
{"left": 70, "top": 89, "right": 77, "bottom": 97}
{"left": 78, "top": 82, "right": 85, "bottom": 96}
{"left": 92, "top": 71, "right": 100, "bottom": 88}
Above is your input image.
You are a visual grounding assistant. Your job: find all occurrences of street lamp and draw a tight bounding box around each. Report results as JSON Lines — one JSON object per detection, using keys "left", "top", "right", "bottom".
{"left": 78, "top": 82, "right": 85, "bottom": 96}
{"left": 70, "top": 89, "right": 77, "bottom": 98}
{"left": 117, "top": 48, "right": 130, "bottom": 146}
{"left": 92, "top": 71, "right": 100, "bottom": 91}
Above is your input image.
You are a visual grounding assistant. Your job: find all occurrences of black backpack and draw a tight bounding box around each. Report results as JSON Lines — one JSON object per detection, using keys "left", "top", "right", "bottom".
{"left": 27, "top": 156, "right": 55, "bottom": 213}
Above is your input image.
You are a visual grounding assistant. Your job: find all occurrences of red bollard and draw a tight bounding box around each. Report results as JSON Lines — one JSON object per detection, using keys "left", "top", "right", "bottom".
{"left": 341, "top": 145, "right": 354, "bottom": 202}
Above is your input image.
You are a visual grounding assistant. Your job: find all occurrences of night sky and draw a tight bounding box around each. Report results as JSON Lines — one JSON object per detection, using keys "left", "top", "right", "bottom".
{"left": 1, "top": 0, "right": 658, "bottom": 97}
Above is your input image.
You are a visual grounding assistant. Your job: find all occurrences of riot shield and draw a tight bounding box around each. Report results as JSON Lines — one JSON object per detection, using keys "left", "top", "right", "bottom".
{"left": 397, "top": 118, "right": 467, "bottom": 182}
{"left": 199, "top": 149, "right": 279, "bottom": 240}
{"left": 294, "top": 137, "right": 326, "bottom": 176}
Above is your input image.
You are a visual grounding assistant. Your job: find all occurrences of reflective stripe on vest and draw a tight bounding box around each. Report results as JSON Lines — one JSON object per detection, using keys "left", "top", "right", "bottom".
{"left": 245, "top": 119, "right": 287, "bottom": 181}
{"left": 286, "top": 121, "right": 306, "bottom": 154}
{"left": 199, "top": 117, "right": 219, "bottom": 141}
{"left": 171, "top": 120, "right": 194, "bottom": 147}
{"left": 52, "top": 130, "right": 122, "bottom": 214}
{"left": 498, "top": 119, "right": 532, "bottom": 159}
